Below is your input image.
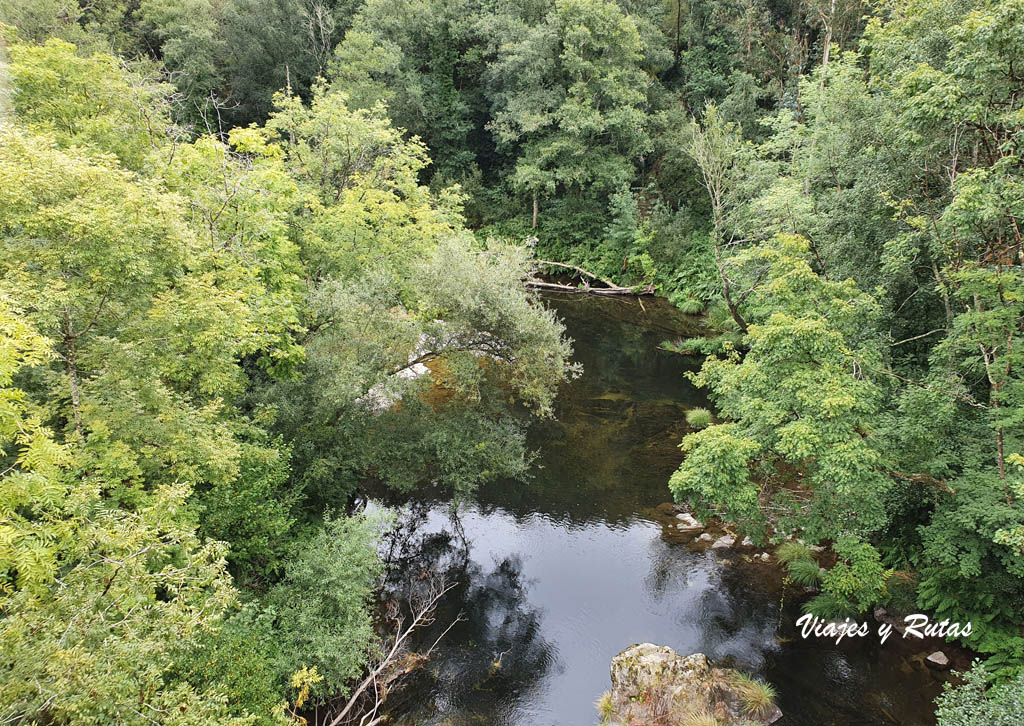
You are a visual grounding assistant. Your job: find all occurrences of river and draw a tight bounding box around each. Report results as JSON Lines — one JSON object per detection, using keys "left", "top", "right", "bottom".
{"left": 372, "top": 293, "right": 952, "bottom": 726}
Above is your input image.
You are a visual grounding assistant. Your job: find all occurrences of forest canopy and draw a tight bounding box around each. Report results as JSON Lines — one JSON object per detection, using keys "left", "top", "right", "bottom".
{"left": 2, "top": 0, "right": 1024, "bottom": 724}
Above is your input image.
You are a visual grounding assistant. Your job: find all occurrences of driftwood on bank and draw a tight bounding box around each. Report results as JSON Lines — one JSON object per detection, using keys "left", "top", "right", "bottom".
{"left": 526, "top": 260, "right": 654, "bottom": 296}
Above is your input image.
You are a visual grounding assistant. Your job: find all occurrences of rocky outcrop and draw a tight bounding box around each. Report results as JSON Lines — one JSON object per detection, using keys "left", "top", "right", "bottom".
{"left": 600, "top": 644, "right": 782, "bottom": 726}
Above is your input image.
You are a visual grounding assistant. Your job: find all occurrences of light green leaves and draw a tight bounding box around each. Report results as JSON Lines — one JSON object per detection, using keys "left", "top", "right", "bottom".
{"left": 672, "top": 235, "right": 891, "bottom": 547}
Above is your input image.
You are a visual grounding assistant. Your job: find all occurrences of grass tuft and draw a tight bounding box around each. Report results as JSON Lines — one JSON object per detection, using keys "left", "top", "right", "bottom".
{"left": 788, "top": 557, "right": 824, "bottom": 586}
{"left": 682, "top": 710, "right": 723, "bottom": 726}
{"left": 595, "top": 691, "right": 614, "bottom": 721}
{"left": 685, "top": 407, "right": 713, "bottom": 429}
{"left": 775, "top": 540, "right": 812, "bottom": 564}
{"left": 729, "top": 672, "right": 778, "bottom": 719}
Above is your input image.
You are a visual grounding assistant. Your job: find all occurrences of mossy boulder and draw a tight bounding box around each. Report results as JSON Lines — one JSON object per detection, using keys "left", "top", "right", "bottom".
{"left": 601, "top": 643, "right": 782, "bottom": 725}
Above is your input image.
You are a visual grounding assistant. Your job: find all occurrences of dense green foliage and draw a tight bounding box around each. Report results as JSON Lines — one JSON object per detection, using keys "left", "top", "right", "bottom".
{"left": 936, "top": 662, "right": 1024, "bottom": 726}
{"left": 1, "top": 0, "right": 868, "bottom": 297}
{"left": 3, "top": 0, "right": 1024, "bottom": 720}
{"left": 667, "top": 1, "right": 1024, "bottom": 689}
{"left": 0, "top": 21, "right": 575, "bottom": 725}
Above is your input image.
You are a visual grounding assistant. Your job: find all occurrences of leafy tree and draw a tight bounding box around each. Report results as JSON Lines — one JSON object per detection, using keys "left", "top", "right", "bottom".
{"left": 0, "top": 301, "right": 260, "bottom": 723}
{"left": 263, "top": 83, "right": 464, "bottom": 280}
{"left": 270, "top": 237, "right": 577, "bottom": 502}
{"left": 8, "top": 39, "right": 175, "bottom": 169}
{"left": 174, "top": 605, "right": 288, "bottom": 725}
{"left": 685, "top": 102, "right": 755, "bottom": 332}
{"left": 0, "top": 298, "right": 68, "bottom": 600}
{"left": 487, "top": 0, "right": 652, "bottom": 227}
{"left": 136, "top": 0, "right": 228, "bottom": 126}
{"left": 670, "top": 235, "right": 894, "bottom": 611}
{"left": 330, "top": 0, "right": 484, "bottom": 181}
{"left": 268, "top": 514, "right": 385, "bottom": 702}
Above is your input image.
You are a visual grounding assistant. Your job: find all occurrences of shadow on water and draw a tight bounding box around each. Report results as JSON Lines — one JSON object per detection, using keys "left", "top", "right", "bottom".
{"left": 372, "top": 294, "right": 950, "bottom": 726}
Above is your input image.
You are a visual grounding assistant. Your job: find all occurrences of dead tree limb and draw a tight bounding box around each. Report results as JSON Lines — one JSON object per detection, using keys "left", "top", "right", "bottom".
{"left": 327, "top": 577, "right": 462, "bottom": 726}
{"left": 535, "top": 260, "right": 619, "bottom": 288}
{"left": 527, "top": 261, "right": 655, "bottom": 296}
{"left": 525, "top": 280, "right": 655, "bottom": 295}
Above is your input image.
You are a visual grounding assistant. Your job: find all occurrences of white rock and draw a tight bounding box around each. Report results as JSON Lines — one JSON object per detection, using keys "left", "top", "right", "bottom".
{"left": 741, "top": 536, "right": 753, "bottom": 547}
{"left": 926, "top": 651, "right": 950, "bottom": 670}
{"left": 711, "top": 535, "right": 736, "bottom": 550}
{"left": 675, "top": 512, "right": 702, "bottom": 530}
{"left": 698, "top": 533, "right": 714, "bottom": 542}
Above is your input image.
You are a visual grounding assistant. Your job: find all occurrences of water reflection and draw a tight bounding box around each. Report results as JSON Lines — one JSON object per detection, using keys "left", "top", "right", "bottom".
{"left": 377, "top": 506, "right": 557, "bottom": 726}
{"left": 372, "top": 294, "right": 946, "bottom": 726}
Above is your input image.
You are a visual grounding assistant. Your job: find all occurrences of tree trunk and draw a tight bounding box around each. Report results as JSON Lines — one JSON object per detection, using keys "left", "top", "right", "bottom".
{"left": 532, "top": 193, "right": 538, "bottom": 229}
{"left": 712, "top": 238, "right": 749, "bottom": 333}
{"left": 528, "top": 260, "right": 654, "bottom": 296}
{"left": 998, "top": 424, "right": 1006, "bottom": 481}
{"left": 721, "top": 277, "right": 749, "bottom": 333}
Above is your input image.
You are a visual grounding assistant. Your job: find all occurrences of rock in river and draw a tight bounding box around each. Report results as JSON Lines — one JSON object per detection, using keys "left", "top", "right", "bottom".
{"left": 601, "top": 643, "right": 782, "bottom": 725}
{"left": 675, "top": 512, "right": 703, "bottom": 530}
{"left": 926, "top": 651, "right": 951, "bottom": 670}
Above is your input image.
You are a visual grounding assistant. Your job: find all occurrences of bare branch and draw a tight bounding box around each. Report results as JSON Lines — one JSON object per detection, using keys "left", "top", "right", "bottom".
{"left": 326, "top": 577, "right": 459, "bottom": 726}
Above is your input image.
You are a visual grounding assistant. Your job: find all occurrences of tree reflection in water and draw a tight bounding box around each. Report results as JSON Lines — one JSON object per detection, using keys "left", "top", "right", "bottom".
{"left": 375, "top": 505, "right": 556, "bottom": 725}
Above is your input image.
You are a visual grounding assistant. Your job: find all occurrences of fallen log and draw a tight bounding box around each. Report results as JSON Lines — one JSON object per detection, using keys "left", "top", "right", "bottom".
{"left": 535, "top": 260, "right": 619, "bottom": 287}
{"left": 527, "top": 260, "right": 654, "bottom": 296}
{"left": 525, "top": 279, "right": 655, "bottom": 295}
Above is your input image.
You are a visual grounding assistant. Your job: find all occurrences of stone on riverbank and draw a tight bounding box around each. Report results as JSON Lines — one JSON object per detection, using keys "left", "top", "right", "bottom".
{"left": 712, "top": 535, "right": 735, "bottom": 549}
{"left": 926, "top": 651, "right": 950, "bottom": 670}
{"left": 676, "top": 512, "right": 703, "bottom": 530}
{"left": 601, "top": 643, "right": 782, "bottom": 726}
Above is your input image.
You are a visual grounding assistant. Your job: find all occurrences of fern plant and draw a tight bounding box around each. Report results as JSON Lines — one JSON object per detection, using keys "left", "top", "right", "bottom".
{"left": 775, "top": 540, "right": 813, "bottom": 564}
{"left": 788, "top": 558, "right": 824, "bottom": 587}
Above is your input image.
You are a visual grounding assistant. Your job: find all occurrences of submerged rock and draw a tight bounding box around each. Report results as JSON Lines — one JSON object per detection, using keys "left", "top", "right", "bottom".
{"left": 601, "top": 643, "right": 782, "bottom": 725}
{"left": 873, "top": 607, "right": 909, "bottom": 636}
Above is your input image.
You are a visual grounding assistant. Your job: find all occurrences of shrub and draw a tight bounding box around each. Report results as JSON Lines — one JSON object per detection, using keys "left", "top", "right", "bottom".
{"left": 935, "top": 662, "right": 1024, "bottom": 726}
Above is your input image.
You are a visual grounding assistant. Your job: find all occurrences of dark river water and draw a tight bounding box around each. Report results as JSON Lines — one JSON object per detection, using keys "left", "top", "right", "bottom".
{"left": 371, "top": 294, "right": 953, "bottom": 726}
